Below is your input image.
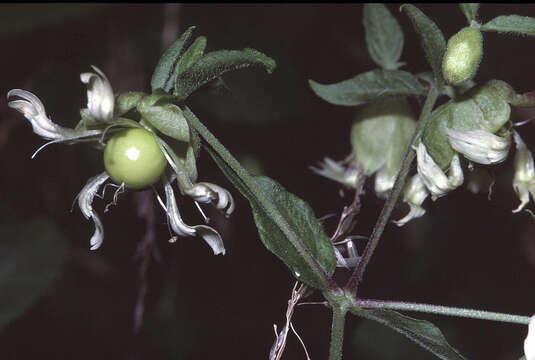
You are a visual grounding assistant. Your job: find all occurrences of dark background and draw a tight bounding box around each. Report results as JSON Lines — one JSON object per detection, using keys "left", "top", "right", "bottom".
{"left": 1, "top": 4, "right": 535, "bottom": 359}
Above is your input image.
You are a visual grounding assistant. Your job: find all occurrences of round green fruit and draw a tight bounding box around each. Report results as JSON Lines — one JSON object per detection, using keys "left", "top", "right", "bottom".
{"left": 103, "top": 128, "right": 167, "bottom": 190}
{"left": 442, "top": 27, "right": 483, "bottom": 85}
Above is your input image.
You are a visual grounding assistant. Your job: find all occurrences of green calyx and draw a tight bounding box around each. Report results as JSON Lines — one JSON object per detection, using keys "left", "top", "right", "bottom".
{"left": 103, "top": 128, "right": 167, "bottom": 190}
{"left": 442, "top": 27, "right": 483, "bottom": 85}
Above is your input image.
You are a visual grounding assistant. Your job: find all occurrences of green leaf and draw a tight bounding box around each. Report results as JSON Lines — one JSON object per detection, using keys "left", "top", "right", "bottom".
{"left": 138, "top": 89, "right": 176, "bottom": 110}
{"left": 481, "top": 15, "right": 535, "bottom": 36}
{"left": 174, "top": 49, "right": 276, "bottom": 101}
{"left": 115, "top": 91, "right": 146, "bottom": 117}
{"left": 355, "top": 308, "right": 466, "bottom": 360}
{"left": 138, "top": 104, "right": 190, "bottom": 142}
{"left": 363, "top": 4, "right": 404, "bottom": 70}
{"left": 0, "top": 219, "right": 67, "bottom": 329}
{"left": 401, "top": 4, "right": 446, "bottom": 89}
{"left": 459, "top": 4, "right": 480, "bottom": 24}
{"left": 184, "top": 107, "right": 335, "bottom": 290}
{"left": 175, "top": 36, "right": 207, "bottom": 77}
{"left": 309, "top": 69, "right": 425, "bottom": 107}
{"left": 151, "top": 26, "right": 196, "bottom": 93}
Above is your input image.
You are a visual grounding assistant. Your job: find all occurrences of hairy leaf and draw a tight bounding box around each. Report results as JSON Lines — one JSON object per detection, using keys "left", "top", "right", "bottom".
{"left": 481, "top": 15, "right": 535, "bottom": 36}
{"left": 401, "top": 4, "right": 446, "bottom": 88}
{"left": 175, "top": 36, "right": 207, "bottom": 77}
{"left": 363, "top": 4, "right": 404, "bottom": 70}
{"left": 139, "top": 104, "right": 190, "bottom": 142}
{"left": 459, "top": 4, "right": 480, "bottom": 23}
{"left": 174, "top": 49, "right": 276, "bottom": 101}
{"left": 151, "top": 26, "right": 196, "bottom": 92}
{"left": 309, "top": 69, "right": 425, "bottom": 106}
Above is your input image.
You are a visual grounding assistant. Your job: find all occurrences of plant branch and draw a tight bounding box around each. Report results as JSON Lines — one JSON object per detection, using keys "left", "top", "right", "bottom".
{"left": 184, "top": 106, "right": 339, "bottom": 291}
{"left": 329, "top": 306, "right": 347, "bottom": 360}
{"left": 356, "top": 299, "right": 531, "bottom": 325}
{"left": 345, "top": 87, "right": 439, "bottom": 294}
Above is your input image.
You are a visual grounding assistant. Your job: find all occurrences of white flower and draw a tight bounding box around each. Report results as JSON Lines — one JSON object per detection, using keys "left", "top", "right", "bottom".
{"left": 416, "top": 142, "right": 464, "bottom": 198}
{"left": 77, "top": 172, "right": 110, "bottom": 250}
{"left": 80, "top": 65, "right": 115, "bottom": 122}
{"left": 374, "top": 166, "right": 396, "bottom": 198}
{"left": 184, "top": 182, "right": 235, "bottom": 216}
{"left": 394, "top": 174, "right": 429, "bottom": 226}
{"left": 524, "top": 315, "right": 535, "bottom": 360}
{"left": 513, "top": 131, "right": 535, "bottom": 213}
{"left": 310, "top": 157, "right": 359, "bottom": 188}
{"left": 445, "top": 128, "right": 511, "bottom": 165}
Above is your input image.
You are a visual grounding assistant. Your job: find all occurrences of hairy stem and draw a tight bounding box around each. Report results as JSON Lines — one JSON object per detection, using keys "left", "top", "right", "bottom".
{"left": 329, "top": 306, "right": 347, "bottom": 360}
{"left": 356, "top": 299, "right": 531, "bottom": 325}
{"left": 345, "top": 87, "right": 439, "bottom": 294}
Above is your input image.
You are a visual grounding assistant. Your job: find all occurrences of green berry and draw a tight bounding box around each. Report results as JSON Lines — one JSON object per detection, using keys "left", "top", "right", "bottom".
{"left": 442, "top": 27, "right": 483, "bottom": 85}
{"left": 103, "top": 128, "right": 167, "bottom": 189}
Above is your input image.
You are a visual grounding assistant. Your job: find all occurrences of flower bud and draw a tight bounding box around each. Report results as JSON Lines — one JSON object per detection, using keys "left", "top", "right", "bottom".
{"left": 394, "top": 174, "right": 429, "bottom": 226}
{"left": 446, "top": 128, "right": 511, "bottom": 165}
{"left": 310, "top": 157, "right": 359, "bottom": 188}
{"left": 512, "top": 131, "right": 535, "bottom": 213}
{"left": 442, "top": 27, "right": 483, "bottom": 85}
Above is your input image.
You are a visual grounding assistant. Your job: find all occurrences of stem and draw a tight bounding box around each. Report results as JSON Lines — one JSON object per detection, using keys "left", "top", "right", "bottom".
{"left": 184, "top": 106, "right": 338, "bottom": 291}
{"left": 329, "top": 306, "right": 347, "bottom": 360}
{"left": 357, "top": 299, "right": 531, "bottom": 325}
{"left": 345, "top": 87, "right": 439, "bottom": 294}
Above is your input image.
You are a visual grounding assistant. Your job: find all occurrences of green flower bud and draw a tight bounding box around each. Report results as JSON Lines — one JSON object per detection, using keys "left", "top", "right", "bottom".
{"left": 442, "top": 27, "right": 483, "bottom": 85}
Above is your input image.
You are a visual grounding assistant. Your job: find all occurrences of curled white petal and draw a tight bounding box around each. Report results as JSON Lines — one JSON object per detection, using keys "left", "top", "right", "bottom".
{"left": 80, "top": 65, "right": 114, "bottom": 122}
{"left": 184, "top": 182, "right": 235, "bottom": 216}
{"left": 394, "top": 174, "right": 428, "bottom": 226}
{"left": 7, "top": 89, "right": 72, "bottom": 140}
{"left": 416, "top": 142, "right": 451, "bottom": 197}
{"left": 513, "top": 131, "right": 535, "bottom": 213}
{"left": 446, "top": 128, "right": 511, "bottom": 165}
{"left": 525, "top": 315, "right": 535, "bottom": 360}
{"left": 77, "top": 172, "right": 109, "bottom": 250}
{"left": 163, "top": 181, "right": 226, "bottom": 255}
{"left": 310, "top": 157, "right": 359, "bottom": 188}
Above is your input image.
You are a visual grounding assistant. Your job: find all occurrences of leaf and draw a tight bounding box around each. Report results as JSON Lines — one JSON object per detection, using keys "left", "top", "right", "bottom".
{"left": 481, "top": 15, "right": 535, "bottom": 36}
{"left": 355, "top": 308, "right": 467, "bottom": 360}
{"left": 459, "top": 4, "right": 480, "bottom": 24}
{"left": 174, "top": 48, "right": 276, "bottom": 101}
{"left": 138, "top": 104, "right": 190, "bottom": 142}
{"left": 115, "top": 91, "right": 146, "bottom": 117}
{"left": 0, "top": 219, "right": 67, "bottom": 329}
{"left": 175, "top": 36, "right": 207, "bottom": 77}
{"left": 309, "top": 69, "right": 425, "bottom": 107}
{"left": 363, "top": 4, "right": 404, "bottom": 70}
{"left": 184, "top": 107, "right": 335, "bottom": 290}
{"left": 401, "top": 4, "right": 446, "bottom": 89}
{"left": 151, "top": 26, "right": 196, "bottom": 93}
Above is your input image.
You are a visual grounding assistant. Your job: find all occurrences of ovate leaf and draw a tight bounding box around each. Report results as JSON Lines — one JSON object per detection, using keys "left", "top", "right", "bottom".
{"left": 138, "top": 104, "right": 190, "bottom": 142}
{"left": 309, "top": 69, "right": 425, "bottom": 107}
{"left": 151, "top": 26, "right": 196, "bottom": 93}
{"left": 401, "top": 4, "right": 446, "bottom": 89}
{"left": 363, "top": 4, "right": 404, "bottom": 70}
{"left": 174, "top": 49, "right": 276, "bottom": 101}
{"left": 459, "top": 4, "right": 480, "bottom": 24}
{"left": 0, "top": 219, "right": 67, "bottom": 329}
{"left": 481, "top": 15, "right": 535, "bottom": 36}
{"left": 355, "top": 308, "right": 467, "bottom": 360}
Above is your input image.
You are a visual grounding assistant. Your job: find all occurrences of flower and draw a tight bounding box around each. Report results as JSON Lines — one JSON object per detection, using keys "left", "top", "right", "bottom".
{"left": 525, "top": 315, "right": 535, "bottom": 360}
{"left": 512, "top": 131, "right": 535, "bottom": 213}
{"left": 310, "top": 157, "right": 360, "bottom": 188}
{"left": 394, "top": 174, "right": 429, "bottom": 226}
{"left": 445, "top": 128, "right": 511, "bottom": 165}
{"left": 8, "top": 66, "right": 234, "bottom": 254}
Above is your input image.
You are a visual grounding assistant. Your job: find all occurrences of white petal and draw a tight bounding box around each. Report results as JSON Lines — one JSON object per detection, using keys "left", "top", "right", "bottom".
{"left": 513, "top": 131, "right": 535, "bottom": 213}
{"left": 310, "top": 157, "right": 359, "bottom": 188}
{"left": 416, "top": 142, "right": 451, "bottom": 197}
{"left": 77, "top": 172, "right": 109, "bottom": 250}
{"left": 374, "top": 167, "right": 396, "bottom": 197}
{"left": 394, "top": 174, "right": 428, "bottom": 226}
{"left": 81, "top": 65, "right": 114, "bottom": 122}
{"left": 446, "top": 128, "right": 510, "bottom": 165}
{"left": 163, "top": 181, "right": 226, "bottom": 255}
{"left": 524, "top": 315, "right": 535, "bottom": 360}
{"left": 184, "top": 182, "right": 235, "bottom": 216}
{"left": 448, "top": 154, "right": 464, "bottom": 188}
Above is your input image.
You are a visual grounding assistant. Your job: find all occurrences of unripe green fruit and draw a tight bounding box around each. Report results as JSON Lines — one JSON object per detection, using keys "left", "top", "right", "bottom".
{"left": 442, "top": 27, "right": 483, "bottom": 85}
{"left": 103, "top": 128, "right": 167, "bottom": 190}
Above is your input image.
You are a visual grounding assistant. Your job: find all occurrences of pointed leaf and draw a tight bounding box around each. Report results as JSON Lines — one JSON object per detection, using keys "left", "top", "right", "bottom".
{"left": 481, "top": 15, "right": 535, "bottom": 36}
{"left": 459, "top": 4, "right": 480, "bottom": 24}
{"left": 174, "top": 48, "right": 276, "bottom": 101}
{"left": 363, "top": 4, "right": 404, "bottom": 70}
{"left": 175, "top": 36, "right": 207, "bottom": 77}
{"left": 151, "top": 26, "right": 196, "bottom": 92}
{"left": 309, "top": 69, "right": 425, "bottom": 107}
{"left": 0, "top": 219, "right": 67, "bottom": 329}
{"left": 355, "top": 308, "right": 467, "bottom": 360}
{"left": 401, "top": 4, "right": 446, "bottom": 89}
